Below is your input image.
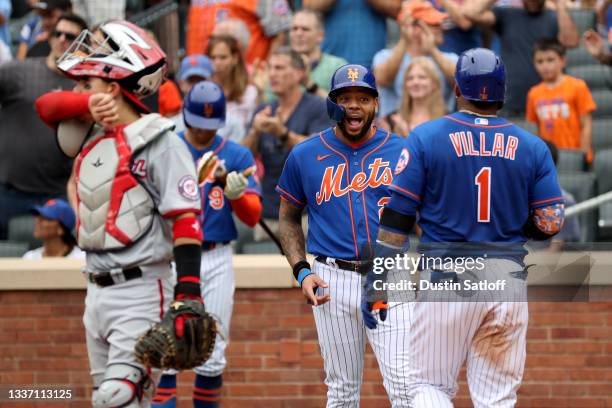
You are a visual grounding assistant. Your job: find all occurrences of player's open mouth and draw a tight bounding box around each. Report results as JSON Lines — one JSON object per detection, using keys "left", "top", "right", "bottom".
{"left": 345, "top": 116, "right": 364, "bottom": 132}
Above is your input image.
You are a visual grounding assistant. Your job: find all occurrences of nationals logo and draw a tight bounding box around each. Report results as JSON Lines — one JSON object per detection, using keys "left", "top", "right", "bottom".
{"left": 315, "top": 158, "right": 393, "bottom": 205}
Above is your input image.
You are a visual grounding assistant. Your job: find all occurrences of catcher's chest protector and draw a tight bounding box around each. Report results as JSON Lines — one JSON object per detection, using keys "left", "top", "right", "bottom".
{"left": 75, "top": 114, "right": 175, "bottom": 250}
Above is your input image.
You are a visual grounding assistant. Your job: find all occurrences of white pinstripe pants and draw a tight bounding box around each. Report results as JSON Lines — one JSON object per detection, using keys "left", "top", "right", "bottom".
{"left": 312, "top": 260, "right": 413, "bottom": 408}
{"left": 407, "top": 259, "right": 529, "bottom": 408}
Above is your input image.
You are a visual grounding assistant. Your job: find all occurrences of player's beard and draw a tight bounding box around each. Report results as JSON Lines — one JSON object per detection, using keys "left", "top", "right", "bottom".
{"left": 338, "top": 111, "right": 376, "bottom": 143}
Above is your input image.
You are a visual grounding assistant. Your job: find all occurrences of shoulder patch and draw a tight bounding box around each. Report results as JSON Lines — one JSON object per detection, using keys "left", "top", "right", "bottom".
{"left": 394, "top": 148, "right": 410, "bottom": 175}
{"left": 178, "top": 175, "right": 199, "bottom": 201}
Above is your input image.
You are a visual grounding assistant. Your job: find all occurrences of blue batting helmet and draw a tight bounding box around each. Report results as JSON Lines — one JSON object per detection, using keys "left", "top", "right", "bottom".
{"left": 183, "top": 80, "right": 226, "bottom": 130}
{"left": 454, "top": 48, "right": 506, "bottom": 103}
{"left": 327, "top": 64, "right": 378, "bottom": 122}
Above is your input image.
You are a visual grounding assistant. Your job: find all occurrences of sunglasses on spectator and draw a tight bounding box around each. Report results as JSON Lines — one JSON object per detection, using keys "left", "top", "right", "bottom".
{"left": 52, "top": 30, "right": 78, "bottom": 41}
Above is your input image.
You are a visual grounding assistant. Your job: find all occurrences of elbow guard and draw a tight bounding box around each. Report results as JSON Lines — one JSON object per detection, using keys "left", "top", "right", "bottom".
{"left": 524, "top": 203, "right": 565, "bottom": 241}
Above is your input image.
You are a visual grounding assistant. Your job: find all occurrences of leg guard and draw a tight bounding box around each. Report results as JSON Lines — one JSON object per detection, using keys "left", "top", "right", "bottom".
{"left": 92, "top": 363, "right": 148, "bottom": 408}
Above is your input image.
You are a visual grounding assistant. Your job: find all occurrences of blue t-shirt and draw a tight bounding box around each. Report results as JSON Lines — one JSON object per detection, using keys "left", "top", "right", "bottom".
{"left": 0, "top": 0, "right": 11, "bottom": 48}
{"left": 277, "top": 127, "right": 404, "bottom": 261}
{"left": 256, "top": 92, "right": 331, "bottom": 219}
{"left": 387, "top": 111, "right": 564, "bottom": 263}
{"left": 493, "top": 7, "right": 559, "bottom": 114}
{"left": 178, "top": 132, "right": 261, "bottom": 242}
{"left": 321, "top": 0, "right": 387, "bottom": 68}
{"left": 372, "top": 50, "right": 459, "bottom": 116}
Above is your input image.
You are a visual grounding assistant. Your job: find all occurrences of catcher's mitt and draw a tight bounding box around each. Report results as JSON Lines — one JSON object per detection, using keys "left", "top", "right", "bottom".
{"left": 135, "top": 299, "right": 216, "bottom": 370}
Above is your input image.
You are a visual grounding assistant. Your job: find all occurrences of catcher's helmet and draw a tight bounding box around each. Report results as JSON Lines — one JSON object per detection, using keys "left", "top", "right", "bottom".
{"left": 455, "top": 48, "right": 506, "bottom": 103}
{"left": 58, "top": 20, "right": 167, "bottom": 99}
{"left": 327, "top": 64, "right": 378, "bottom": 122}
{"left": 183, "top": 80, "right": 226, "bottom": 130}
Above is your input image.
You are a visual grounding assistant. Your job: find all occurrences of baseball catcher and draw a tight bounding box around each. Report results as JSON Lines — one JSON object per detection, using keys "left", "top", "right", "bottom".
{"left": 35, "top": 20, "right": 216, "bottom": 407}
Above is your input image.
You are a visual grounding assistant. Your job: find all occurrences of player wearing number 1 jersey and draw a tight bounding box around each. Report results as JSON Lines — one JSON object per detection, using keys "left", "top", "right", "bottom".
{"left": 372, "top": 48, "right": 565, "bottom": 407}
{"left": 153, "top": 81, "right": 261, "bottom": 408}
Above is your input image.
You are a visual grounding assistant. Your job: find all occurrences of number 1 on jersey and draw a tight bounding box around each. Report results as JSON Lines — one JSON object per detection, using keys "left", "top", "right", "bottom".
{"left": 475, "top": 167, "right": 491, "bottom": 223}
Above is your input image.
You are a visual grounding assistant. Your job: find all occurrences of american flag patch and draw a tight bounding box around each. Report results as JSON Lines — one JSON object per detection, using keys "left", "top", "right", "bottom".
{"left": 475, "top": 118, "right": 489, "bottom": 125}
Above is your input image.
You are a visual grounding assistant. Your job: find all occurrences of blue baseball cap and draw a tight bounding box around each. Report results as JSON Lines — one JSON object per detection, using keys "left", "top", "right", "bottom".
{"left": 30, "top": 198, "right": 76, "bottom": 231}
{"left": 180, "top": 55, "right": 214, "bottom": 82}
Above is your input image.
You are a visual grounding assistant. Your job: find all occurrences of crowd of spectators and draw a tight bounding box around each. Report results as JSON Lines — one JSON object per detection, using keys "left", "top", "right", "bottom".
{"left": 0, "top": 0, "right": 610, "bottom": 248}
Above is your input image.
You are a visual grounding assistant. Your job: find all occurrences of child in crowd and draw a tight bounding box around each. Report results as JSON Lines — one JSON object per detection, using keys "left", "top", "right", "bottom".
{"left": 526, "top": 38, "right": 597, "bottom": 162}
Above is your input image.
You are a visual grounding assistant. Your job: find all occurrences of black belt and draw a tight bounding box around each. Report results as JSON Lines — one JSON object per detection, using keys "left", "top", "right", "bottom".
{"left": 87, "top": 267, "right": 142, "bottom": 287}
{"left": 315, "top": 256, "right": 372, "bottom": 274}
{"left": 202, "top": 241, "right": 230, "bottom": 251}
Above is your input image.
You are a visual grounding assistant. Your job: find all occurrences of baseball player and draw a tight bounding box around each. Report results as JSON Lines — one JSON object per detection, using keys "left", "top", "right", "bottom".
{"left": 35, "top": 21, "right": 207, "bottom": 407}
{"left": 370, "top": 48, "right": 565, "bottom": 407}
{"left": 276, "top": 64, "right": 412, "bottom": 407}
{"left": 153, "top": 80, "right": 261, "bottom": 408}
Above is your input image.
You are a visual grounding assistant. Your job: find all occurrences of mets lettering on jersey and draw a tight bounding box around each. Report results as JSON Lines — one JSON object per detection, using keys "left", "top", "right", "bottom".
{"left": 276, "top": 127, "right": 404, "bottom": 260}
{"left": 387, "top": 111, "right": 564, "bottom": 262}
{"left": 178, "top": 132, "right": 260, "bottom": 242}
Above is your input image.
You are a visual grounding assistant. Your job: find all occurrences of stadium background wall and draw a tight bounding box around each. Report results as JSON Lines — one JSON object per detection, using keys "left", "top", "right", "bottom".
{"left": 0, "top": 257, "right": 610, "bottom": 408}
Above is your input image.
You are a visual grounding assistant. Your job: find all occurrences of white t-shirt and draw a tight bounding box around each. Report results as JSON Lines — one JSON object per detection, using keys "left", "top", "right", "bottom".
{"left": 22, "top": 246, "right": 85, "bottom": 260}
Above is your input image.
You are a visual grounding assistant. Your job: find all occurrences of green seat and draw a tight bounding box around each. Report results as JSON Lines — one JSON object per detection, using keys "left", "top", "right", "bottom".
{"left": 592, "top": 90, "right": 612, "bottom": 118}
{"left": 557, "top": 149, "right": 587, "bottom": 173}
{"left": 566, "top": 65, "right": 612, "bottom": 90}
{"left": 558, "top": 172, "right": 597, "bottom": 242}
{"left": 592, "top": 119, "right": 612, "bottom": 152}
{"left": 0, "top": 241, "right": 30, "bottom": 257}
{"left": 8, "top": 215, "right": 40, "bottom": 250}
{"left": 568, "top": 9, "right": 596, "bottom": 35}
{"left": 566, "top": 46, "right": 598, "bottom": 67}
{"left": 594, "top": 149, "right": 612, "bottom": 239}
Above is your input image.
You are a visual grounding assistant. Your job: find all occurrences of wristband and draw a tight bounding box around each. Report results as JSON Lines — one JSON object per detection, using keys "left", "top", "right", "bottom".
{"left": 292, "top": 260, "right": 311, "bottom": 282}
{"left": 297, "top": 268, "right": 314, "bottom": 286}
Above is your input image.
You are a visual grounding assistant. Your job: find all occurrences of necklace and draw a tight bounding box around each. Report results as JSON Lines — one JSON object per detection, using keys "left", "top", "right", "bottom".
{"left": 459, "top": 109, "right": 497, "bottom": 118}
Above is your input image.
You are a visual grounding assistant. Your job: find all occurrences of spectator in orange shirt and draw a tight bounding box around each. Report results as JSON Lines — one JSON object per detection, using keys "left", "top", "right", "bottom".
{"left": 186, "top": 0, "right": 292, "bottom": 65}
{"left": 526, "top": 38, "right": 597, "bottom": 162}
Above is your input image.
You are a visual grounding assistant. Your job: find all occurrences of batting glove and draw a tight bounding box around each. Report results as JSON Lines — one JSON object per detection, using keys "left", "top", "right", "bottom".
{"left": 224, "top": 171, "right": 248, "bottom": 200}
{"left": 361, "top": 298, "right": 388, "bottom": 330}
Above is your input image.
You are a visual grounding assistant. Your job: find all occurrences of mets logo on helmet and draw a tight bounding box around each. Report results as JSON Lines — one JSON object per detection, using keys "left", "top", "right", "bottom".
{"left": 479, "top": 86, "right": 488, "bottom": 100}
{"left": 203, "top": 103, "right": 214, "bottom": 117}
{"left": 347, "top": 68, "right": 359, "bottom": 83}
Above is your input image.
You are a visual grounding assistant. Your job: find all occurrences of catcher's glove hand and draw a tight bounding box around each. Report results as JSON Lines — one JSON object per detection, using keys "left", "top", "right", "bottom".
{"left": 135, "top": 299, "right": 216, "bottom": 370}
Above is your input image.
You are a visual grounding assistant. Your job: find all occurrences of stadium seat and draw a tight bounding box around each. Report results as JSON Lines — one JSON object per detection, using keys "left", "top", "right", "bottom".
{"left": 566, "top": 46, "right": 598, "bottom": 67}
{"left": 566, "top": 64, "right": 612, "bottom": 90}
{"left": 592, "top": 119, "right": 612, "bottom": 152}
{"left": 558, "top": 172, "right": 597, "bottom": 242}
{"left": 0, "top": 241, "right": 30, "bottom": 257}
{"left": 242, "top": 241, "right": 282, "bottom": 254}
{"left": 7, "top": 215, "right": 40, "bottom": 250}
{"left": 594, "top": 149, "right": 612, "bottom": 239}
{"left": 568, "top": 9, "right": 596, "bottom": 35}
{"left": 557, "top": 149, "right": 587, "bottom": 172}
{"left": 592, "top": 90, "right": 612, "bottom": 118}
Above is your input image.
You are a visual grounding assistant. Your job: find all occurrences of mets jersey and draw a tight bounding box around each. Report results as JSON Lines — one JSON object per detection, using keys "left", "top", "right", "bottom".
{"left": 178, "top": 132, "right": 260, "bottom": 242}
{"left": 276, "top": 127, "right": 404, "bottom": 261}
{"left": 387, "top": 111, "right": 564, "bottom": 262}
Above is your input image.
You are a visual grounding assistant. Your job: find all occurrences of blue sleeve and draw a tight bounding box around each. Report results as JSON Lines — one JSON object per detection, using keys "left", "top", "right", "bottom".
{"left": 276, "top": 149, "right": 306, "bottom": 208}
{"left": 388, "top": 133, "right": 426, "bottom": 211}
{"left": 233, "top": 147, "right": 261, "bottom": 196}
{"left": 0, "top": 0, "right": 11, "bottom": 18}
{"left": 530, "top": 141, "right": 564, "bottom": 209}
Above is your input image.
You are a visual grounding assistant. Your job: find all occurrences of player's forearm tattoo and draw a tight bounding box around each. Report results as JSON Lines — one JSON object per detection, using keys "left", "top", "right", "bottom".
{"left": 278, "top": 200, "right": 306, "bottom": 267}
{"left": 377, "top": 228, "right": 409, "bottom": 249}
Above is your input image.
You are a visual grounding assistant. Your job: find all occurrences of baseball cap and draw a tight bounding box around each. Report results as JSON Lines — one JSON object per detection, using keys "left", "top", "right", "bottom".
{"left": 400, "top": 1, "right": 448, "bottom": 26}
{"left": 30, "top": 198, "right": 76, "bottom": 231}
{"left": 180, "top": 55, "right": 214, "bottom": 82}
{"left": 33, "top": 0, "right": 72, "bottom": 13}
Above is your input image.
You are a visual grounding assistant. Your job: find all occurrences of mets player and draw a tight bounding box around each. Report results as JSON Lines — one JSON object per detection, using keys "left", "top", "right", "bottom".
{"left": 35, "top": 21, "right": 206, "bottom": 407}
{"left": 369, "top": 48, "right": 565, "bottom": 407}
{"left": 153, "top": 81, "right": 261, "bottom": 407}
{"left": 276, "top": 64, "right": 412, "bottom": 407}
